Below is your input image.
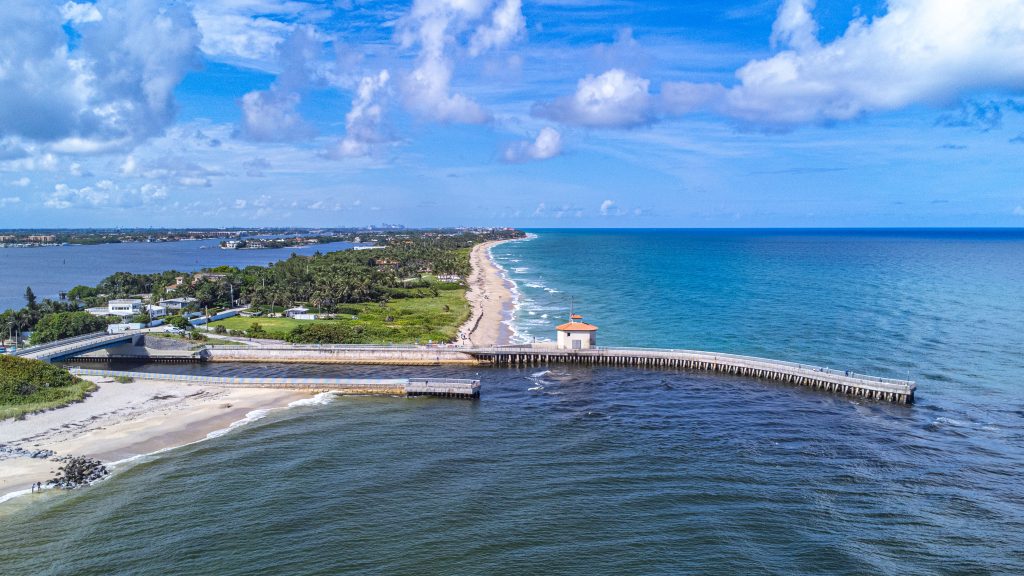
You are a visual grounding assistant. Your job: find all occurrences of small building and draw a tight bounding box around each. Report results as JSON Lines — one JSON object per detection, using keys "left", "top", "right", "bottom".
{"left": 147, "top": 305, "right": 167, "bottom": 318}
{"left": 108, "top": 299, "right": 143, "bottom": 317}
{"left": 556, "top": 314, "right": 598, "bottom": 350}
{"left": 85, "top": 306, "right": 110, "bottom": 317}
{"left": 159, "top": 297, "right": 198, "bottom": 311}
{"left": 437, "top": 274, "right": 462, "bottom": 284}
{"left": 284, "top": 306, "right": 310, "bottom": 318}
{"left": 192, "top": 272, "right": 228, "bottom": 285}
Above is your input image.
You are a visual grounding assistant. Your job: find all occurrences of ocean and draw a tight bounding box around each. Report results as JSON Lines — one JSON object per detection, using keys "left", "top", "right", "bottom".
{"left": 2, "top": 229, "right": 1023, "bottom": 574}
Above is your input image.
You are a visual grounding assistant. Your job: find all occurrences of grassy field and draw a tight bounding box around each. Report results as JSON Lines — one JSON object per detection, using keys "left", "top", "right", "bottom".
{"left": 208, "top": 287, "right": 470, "bottom": 344}
{"left": 0, "top": 356, "right": 97, "bottom": 420}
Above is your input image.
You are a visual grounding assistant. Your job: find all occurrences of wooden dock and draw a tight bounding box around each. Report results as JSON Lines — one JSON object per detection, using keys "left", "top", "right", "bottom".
{"left": 466, "top": 345, "right": 916, "bottom": 404}
{"left": 68, "top": 368, "right": 481, "bottom": 400}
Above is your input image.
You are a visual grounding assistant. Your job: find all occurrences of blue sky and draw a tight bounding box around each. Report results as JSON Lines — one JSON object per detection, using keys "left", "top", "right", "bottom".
{"left": 1, "top": 0, "right": 1023, "bottom": 228}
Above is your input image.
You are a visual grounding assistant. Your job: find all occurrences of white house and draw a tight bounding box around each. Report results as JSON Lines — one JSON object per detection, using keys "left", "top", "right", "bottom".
{"left": 108, "top": 299, "right": 143, "bottom": 318}
{"left": 556, "top": 314, "right": 598, "bottom": 350}
{"left": 147, "top": 305, "right": 168, "bottom": 318}
{"left": 158, "top": 297, "right": 198, "bottom": 311}
{"left": 85, "top": 306, "right": 110, "bottom": 317}
{"left": 284, "top": 306, "right": 310, "bottom": 318}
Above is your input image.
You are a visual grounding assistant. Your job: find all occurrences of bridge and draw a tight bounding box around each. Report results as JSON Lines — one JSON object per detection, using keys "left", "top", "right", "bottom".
{"left": 12, "top": 331, "right": 143, "bottom": 363}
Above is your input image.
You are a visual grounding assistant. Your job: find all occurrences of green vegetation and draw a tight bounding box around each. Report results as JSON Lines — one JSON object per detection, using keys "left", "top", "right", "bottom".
{"left": 209, "top": 285, "right": 470, "bottom": 343}
{"left": 2, "top": 229, "right": 523, "bottom": 346}
{"left": 0, "top": 356, "right": 96, "bottom": 420}
{"left": 30, "top": 312, "right": 108, "bottom": 345}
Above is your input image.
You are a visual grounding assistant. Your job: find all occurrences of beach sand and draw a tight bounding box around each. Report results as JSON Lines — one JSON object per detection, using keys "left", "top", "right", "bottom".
{"left": 0, "top": 376, "right": 309, "bottom": 502}
{"left": 459, "top": 240, "right": 516, "bottom": 347}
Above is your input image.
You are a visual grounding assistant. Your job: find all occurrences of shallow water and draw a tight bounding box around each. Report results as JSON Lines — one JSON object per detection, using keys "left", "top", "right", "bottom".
{"left": 2, "top": 229, "right": 1023, "bottom": 574}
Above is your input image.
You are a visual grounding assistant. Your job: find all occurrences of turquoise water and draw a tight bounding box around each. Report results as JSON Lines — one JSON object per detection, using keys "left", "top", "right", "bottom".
{"left": 2, "top": 229, "right": 1023, "bottom": 574}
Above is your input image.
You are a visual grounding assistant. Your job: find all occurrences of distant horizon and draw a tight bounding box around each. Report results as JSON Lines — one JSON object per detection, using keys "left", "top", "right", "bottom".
{"left": 2, "top": 226, "right": 1024, "bottom": 232}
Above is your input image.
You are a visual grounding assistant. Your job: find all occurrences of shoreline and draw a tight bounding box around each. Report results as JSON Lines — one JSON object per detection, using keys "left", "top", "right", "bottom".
{"left": 458, "top": 238, "right": 525, "bottom": 346}
{"left": 0, "top": 376, "right": 312, "bottom": 507}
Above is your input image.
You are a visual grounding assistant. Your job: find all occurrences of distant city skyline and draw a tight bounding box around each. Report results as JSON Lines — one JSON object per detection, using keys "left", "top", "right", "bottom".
{"left": 2, "top": 0, "right": 1024, "bottom": 228}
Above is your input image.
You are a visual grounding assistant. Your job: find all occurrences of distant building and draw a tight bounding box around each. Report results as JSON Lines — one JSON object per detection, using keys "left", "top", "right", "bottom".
{"left": 108, "top": 299, "right": 143, "bottom": 318}
{"left": 85, "top": 307, "right": 110, "bottom": 317}
{"left": 284, "top": 307, "right": 310, "bottom": 318}
{"left": 158, "top": 297, "right": 198, "bottom": 311}
{"left": 147, "top": 305, "right": 167, "bottom": 318}
{"left": 437, "top": 274, "right": 462, "bottom": 284}
{"left": 27, "top": 235, "right": 56, "bottom": 243}
{"left": 221, "top": 240, "right": 242, "bottom": 249}
{"left": 192, "top": 272, "right": 228, "bottom": 284}
{"left": 556, "top": 313, "right": 598, "bottom": 350}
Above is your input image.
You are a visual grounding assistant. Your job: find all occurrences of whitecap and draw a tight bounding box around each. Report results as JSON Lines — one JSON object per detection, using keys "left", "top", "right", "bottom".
{"left": 288, "top": 391, "right": 336, "bottom": 408}
{"left": 527, "top": 386, "right": 544, "bottom": 391}
{"left": 206, "top": 409, "right": 271, "bottom": 439}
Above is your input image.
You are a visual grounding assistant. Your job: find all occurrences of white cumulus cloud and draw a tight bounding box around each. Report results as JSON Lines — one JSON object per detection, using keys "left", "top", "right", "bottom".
{"left": 599, "top": 199, "right": 615, "bottom": 216}
{"left": 469, "top": 0, "right": 525, "bottom": 57}
{"left": 334, "top": 70, "right": 391, "bottom": 158}
{"left": 398, "top": 0, "right": 525, "bottom": 124}
{"left": 534, "top": 69, "right": 654, "bottom": 128}
{"left": 503, "top": 127, "right": 562, "bottom": 162}
{"left": 9, "top": 177, "right": 30, "bottom": 187}
{"left": 237, "top": 27, "right": 319, "bottom": 141}
{"left": 693, "top": 0, "right": 1024, "bottom": 127}
{"left": 0, "top": 196, "right": 22, "bottom": 208}
{"left": 0, "top": 0, "right": 200, "bottom": 151}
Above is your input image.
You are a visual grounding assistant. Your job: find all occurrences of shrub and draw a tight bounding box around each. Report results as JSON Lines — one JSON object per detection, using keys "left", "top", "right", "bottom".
{"left": 0, "top": 356, "right": 96, "bottom": 420}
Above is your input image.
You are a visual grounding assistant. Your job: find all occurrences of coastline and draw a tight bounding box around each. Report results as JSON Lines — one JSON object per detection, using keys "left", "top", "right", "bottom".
{"left": 458, "top": 238, "right": 524, "bottom": 346}
{"left": 0, "top": 376, "right": 311, "bottom": 506}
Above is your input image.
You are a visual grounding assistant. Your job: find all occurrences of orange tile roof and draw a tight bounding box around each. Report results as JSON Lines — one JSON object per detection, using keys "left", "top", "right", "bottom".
{"left": 570, "top": 314, "right": 583, "bottom": 319}
{"left": 556, "top": 321, "right": 598, "bottom": 331}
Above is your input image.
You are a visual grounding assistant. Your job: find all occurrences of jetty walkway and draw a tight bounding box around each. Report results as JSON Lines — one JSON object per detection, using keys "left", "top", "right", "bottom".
{"left": 49, "top": 333, "right": 915, "bottom": 404}
{"left": 68, "top": 367, "right": 480, "bottom": 400}
{"left": 469, "top": 345, "right": 916, "bottom": 404}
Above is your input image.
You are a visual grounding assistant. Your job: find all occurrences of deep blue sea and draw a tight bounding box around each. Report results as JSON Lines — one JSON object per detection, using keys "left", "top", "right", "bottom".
{"left": 0, "top": 239, "right": 358, "bottom": 312}
{"left": 2, "top": 229, "right": 1023, "bottom": 575}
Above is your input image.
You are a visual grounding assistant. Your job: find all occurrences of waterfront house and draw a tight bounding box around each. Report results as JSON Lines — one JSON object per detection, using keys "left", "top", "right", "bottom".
{"left": 107, "top": 299, "right": 143, "bottom": 318}
{"left": 85, "top": 306, "right": 110, "bottom": 317}
{"left": 147, "top": 305, "right": 167, "bottom": 319}
{"left": 556, "top": 314, "right": 598, "bottom": 350}
{"left": 158, "top": 297, "right": 199, "bottom": 311}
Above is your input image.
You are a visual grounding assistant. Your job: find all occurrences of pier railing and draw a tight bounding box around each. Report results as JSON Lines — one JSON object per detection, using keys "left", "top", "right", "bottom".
{"left": 67, "top": 368, "right": 480, "bottom": 399}
{"left": 478, "top": 345, "right": 914, "bottom": 387}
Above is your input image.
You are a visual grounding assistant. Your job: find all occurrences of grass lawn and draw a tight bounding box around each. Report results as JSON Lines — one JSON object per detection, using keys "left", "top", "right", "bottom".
{"left": 209, "top": 287, "right": 470, "bottom": 344}
{"left": 0, "top": 356, "right": 97, "bottom": 420}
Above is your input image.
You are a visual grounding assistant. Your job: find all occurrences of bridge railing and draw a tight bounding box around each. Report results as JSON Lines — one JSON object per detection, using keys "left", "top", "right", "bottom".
{"left": 14, "top": 331, "right": 137, "bottom": 358}
{"left": 478, "top": 345, "right": 914, "bottom": 389}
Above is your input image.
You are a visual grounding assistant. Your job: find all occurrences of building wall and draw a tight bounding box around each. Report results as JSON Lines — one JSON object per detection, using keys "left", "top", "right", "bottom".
{"left": 557, "top": 330, "right": 596, "bottom": 350}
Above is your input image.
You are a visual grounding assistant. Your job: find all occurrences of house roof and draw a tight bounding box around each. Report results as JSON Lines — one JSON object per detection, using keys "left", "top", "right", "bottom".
{"left": 556, "top": 321, "right": 598, "bottom": 332}
{"left": 570, "top": 314, "right": 583, "bottom": 319}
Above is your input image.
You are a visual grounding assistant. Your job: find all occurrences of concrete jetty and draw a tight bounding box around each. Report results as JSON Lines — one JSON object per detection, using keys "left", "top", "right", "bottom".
{"left": 68, "top": 367, "right": 481, "bottom": 400}
{"left": 44, "top": 334, "right": 915, "bottom": 404}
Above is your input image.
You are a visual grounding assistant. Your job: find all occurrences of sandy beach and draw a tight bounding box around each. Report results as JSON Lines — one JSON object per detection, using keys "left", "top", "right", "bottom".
{"left": 458, "top": 240, "right": 517, "bottom": 346}
{"left": 0, "top": 376, "right": 310, "bottom": 503}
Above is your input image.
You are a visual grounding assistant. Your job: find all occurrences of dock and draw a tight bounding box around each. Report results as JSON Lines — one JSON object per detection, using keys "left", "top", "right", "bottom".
{"left": 68, "top": 368, "right": 481, "bottom": 400}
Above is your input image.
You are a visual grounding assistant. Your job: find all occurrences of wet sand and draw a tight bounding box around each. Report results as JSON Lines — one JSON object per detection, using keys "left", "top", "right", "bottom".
{"left": 458, "top": 240, "right": 516, "bottom": 346}
{"left": 0, "top": 376, "right": 309, "bottom": 503}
